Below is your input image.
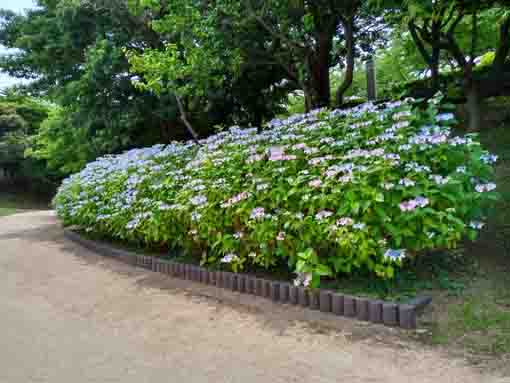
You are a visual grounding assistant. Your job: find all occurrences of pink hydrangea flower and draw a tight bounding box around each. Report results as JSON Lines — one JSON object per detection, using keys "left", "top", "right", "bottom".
{"left": 308, "top": 179, "right": 323, "bottom": 188}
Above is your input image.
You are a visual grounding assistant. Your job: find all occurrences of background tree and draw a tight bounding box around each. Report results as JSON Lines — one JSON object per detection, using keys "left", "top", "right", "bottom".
{"left": 379, "top": 0, "right": 510, "bottom": 130}
{"left": 128, "top": 0, "right": 387, "bottom": 114}
{"left": 0, "top": 91, "right": 56, "bottom": 193}
{"left": 1, "top": 0, "right": 290, "bottom": 165}
{"left": 245, "top": 0, "right": 387, "bottom": 109}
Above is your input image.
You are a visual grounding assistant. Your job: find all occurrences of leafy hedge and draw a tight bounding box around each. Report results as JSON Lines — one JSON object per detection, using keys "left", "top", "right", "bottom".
{"left": 55, "top": 94, "right": 498, "bottom": 287}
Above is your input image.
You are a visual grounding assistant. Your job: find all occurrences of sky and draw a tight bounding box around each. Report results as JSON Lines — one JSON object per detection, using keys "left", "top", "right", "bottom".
{"left": 0, "top": 0, "right": 36, "bottom": 90}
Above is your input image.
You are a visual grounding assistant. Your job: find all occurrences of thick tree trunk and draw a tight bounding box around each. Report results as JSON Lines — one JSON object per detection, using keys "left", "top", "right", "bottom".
{"left": 310, "top": 65, "right": 330, "bottom": 108}
{"left": 465, "top": 83, "right": 482, "bottom": 132}
{"left": 430, "top": 21, "right": 441, "bottom": 92}
{"left": 310, "top": 31, "right": 333, "bottom": 108}
{"left": 430, "top": 48, "right": 440, "bottom": 91}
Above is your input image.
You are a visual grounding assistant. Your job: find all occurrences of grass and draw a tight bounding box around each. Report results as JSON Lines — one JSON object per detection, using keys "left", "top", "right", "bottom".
{"left": 321, "top": 249, "right": 474, "bottom": 302}
{"left": 0, "top": 207, "right": 18, "bottom": 216}
{"left": 431, "top": 291, "right": 510, "bottom": 355}
{"left": 417, "top": 121, "right": 510, "bottom": 362}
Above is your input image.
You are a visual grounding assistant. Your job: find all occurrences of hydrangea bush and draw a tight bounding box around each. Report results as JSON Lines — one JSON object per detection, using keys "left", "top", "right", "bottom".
{"left": 54, "top": 94, "right": 498, "bottom": 287}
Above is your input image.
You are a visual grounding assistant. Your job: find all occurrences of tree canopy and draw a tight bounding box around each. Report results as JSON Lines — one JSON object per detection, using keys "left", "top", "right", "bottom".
{"left": 0, "top": 0, "right": 508, "bottom": 189}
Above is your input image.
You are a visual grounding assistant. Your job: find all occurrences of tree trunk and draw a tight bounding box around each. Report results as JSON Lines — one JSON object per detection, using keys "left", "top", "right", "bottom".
{"left": 366, "top": 57, "right": 376, "bottom": 101}
{"left": 430, "top": 20, "right": 441, "bottom": 92}
{"left": 310, "top": 30, "right": 333, "bottom": 108}
{"left": 335, "top": 16, "right": 355, "bottom": 107}
{"left": 174, "top": 94, "right": 200, "bottom": 143}
{"left": 465, "top": 83, "right": 482, "bottom": 132}
{"left": 310, "top": 65, "right": 330, "bottom": 108}
{"left": 430, "top": 46, "right": 440, "bottom": 91}
{"left": 304, "top": 88, "right": 313, "bottom": 113}
{"left": 408, "top": 20, "right": 441, "bottom": 94}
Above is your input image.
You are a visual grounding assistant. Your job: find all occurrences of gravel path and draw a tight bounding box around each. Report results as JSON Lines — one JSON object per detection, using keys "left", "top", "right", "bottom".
{"left": 0, "top": 211, "right": 507, "bottom": 383}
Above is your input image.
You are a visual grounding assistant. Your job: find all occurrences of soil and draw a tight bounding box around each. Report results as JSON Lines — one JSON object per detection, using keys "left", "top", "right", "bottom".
{"left": 1, "top": 210, "right": 508, "bottom": 382}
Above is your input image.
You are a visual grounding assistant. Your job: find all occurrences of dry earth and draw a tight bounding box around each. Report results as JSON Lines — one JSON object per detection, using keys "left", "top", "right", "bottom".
{"left": 0, "top": 211, "right": 508, "bottom": 383}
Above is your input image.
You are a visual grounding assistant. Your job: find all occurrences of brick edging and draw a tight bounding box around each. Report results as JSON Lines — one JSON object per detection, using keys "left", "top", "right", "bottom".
{"left": 64, "top": 229, "right": 431, "bottom": 329}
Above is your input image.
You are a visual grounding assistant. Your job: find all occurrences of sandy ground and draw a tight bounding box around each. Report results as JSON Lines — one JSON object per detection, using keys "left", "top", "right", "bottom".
{"left": 0, "top": 210, "right": 508, "bottom": 383}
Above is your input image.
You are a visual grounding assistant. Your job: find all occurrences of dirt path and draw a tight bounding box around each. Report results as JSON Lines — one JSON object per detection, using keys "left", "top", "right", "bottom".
{"left": 0, "top": 211, "right": 507, "bottom": 383}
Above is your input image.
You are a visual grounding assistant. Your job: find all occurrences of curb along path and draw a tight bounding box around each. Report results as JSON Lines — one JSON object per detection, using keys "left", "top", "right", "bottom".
{"left": 64, "top": 229, "right": 431, "bottom": 329}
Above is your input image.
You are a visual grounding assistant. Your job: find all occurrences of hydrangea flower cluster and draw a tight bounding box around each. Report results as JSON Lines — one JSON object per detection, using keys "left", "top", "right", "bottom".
{"left": 54, "top": 94, "right": 498, "bottom": 284}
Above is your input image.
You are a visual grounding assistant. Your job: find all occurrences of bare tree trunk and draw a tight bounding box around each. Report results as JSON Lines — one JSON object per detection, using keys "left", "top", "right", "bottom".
{"left": 335, "top": 16, "right": 355, "bottom": 107}
{"left": 430, "top": 20, "right": 442, "bottom": 92}
{"left": 310, "top": 30, "right": 333, "bottom": 108}
{"left": 175, "top": 94, "right": 200, "bottom": 143}
{"left": 465, "top": 83, "right": 482, "bottom": 132}
{"left": 464, "top": 10, "right": 482, "bottom": 132}
{"left": 304, "top": 88, "right": 312, "bottom": 113}
{"left": 366, "top": 57, "right": 377, "bottom": 101}
{"left": 408, "top": 20, "right": 441, "bottom": 94}
{"left": 430, "top": 47, "right": 440, "bottom": 91}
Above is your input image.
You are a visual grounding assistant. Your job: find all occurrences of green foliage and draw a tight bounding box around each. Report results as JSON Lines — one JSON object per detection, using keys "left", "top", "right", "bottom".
{"left": 127, "top": 0, "right": 242, "bottom": 100}
{"left": 54, "top": 96, "right": 498, "bottom": 285}
{"left": 0, "top": 0, "right": 188, "bottom": 162}
{"left": 323, "top": 249, "right": 473, "bottom": 301}
{"left": 0, "top": 93, "right": 57, "bottom": 191}
{"left": 26, "top": 106, "right": 91, "bottom": 174}
{"left": 1, "top": 0, "right": 294, "bottom": 169}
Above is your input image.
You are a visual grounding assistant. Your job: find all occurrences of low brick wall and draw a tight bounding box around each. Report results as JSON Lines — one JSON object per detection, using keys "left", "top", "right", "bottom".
{"left": 64, "top": 229, "right": 431, "bottom": 330}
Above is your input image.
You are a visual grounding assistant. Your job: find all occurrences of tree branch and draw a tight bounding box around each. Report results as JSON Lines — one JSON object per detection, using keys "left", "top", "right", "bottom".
{"left": 175, "top": 94, "right": 200, "bottom": 143}
{"left": 492, "top": 14, "right": 510, "bottom": 74}
{"left": 440, "top": 35, "right": 467, "bottom": 68}
{"left": 441, "top": 10, "right": 467, "bottom": 69}
{"left": 469, "top": 9, "right": 478, "bottom": 67}
{"left": 447, "top": 10, "right": 465, "bottom": 37}
{"left": 441, "top": 4, "right": 457, "bottom": 29}
{"left": 408, "top": 20, "right": 433, "bottom": 65}
{"left": 244, "top": 0, "right": 307, "bottom": 54}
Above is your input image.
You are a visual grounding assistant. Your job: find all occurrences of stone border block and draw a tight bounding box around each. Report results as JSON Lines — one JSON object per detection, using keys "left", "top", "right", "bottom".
{"left": 356, "top": 298, "right": 369, "bottom": 321}
{"left": 231, "top": 274, "right": 239, "bottom": 291}
{"left": 279, "top": 283, "right": 290, "bottom": 303}
{"left": 200, "top": 269, "right": 209, "bottom": 284}
{"left": 215, "top": 271, "right": 223, "bottom": 288}
{"left": 238, "top": 275, "right": 247, "bottom": 293}
{"left": 344, "top": 296, "right": 356, "bottom": 317}
{"left": 255, "top": 278, "right": 264, "bottom": 297}
{"left": 332, "top": 293, "right": 344, "bottom": 316}
{"left": 309, "top": 290, "right": 320, "bottom": 310}
{"left": 208, "top": 270, "right": 216, "bottom": 285}
{"left": 298, "top": 287, "right": 309, "bottom": 307}
{"left": 319, "top": 290, "right": 332, "bottom": 313}
{"left": 382, "top": 303, "right": 398, "bottom": 326}
{"left": 289, "top": 286, "right": 298, "bottom": 305}
{"left": 270, "top": 282, "right": 280, "bottom": 302}
{"left": 247, "top": 277, "right": 256, "bottom": 294}
{"left": 262, "top": 280, "right": 271, "bottom": 298}
{"left": 369, "top": 300, "right": 383, "bottom": 323}
{"left": 398, "top": 304, "right": 417, "bottom": 329}
{"left": 224, "top": 272, "right": 232, "bottom": 289}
